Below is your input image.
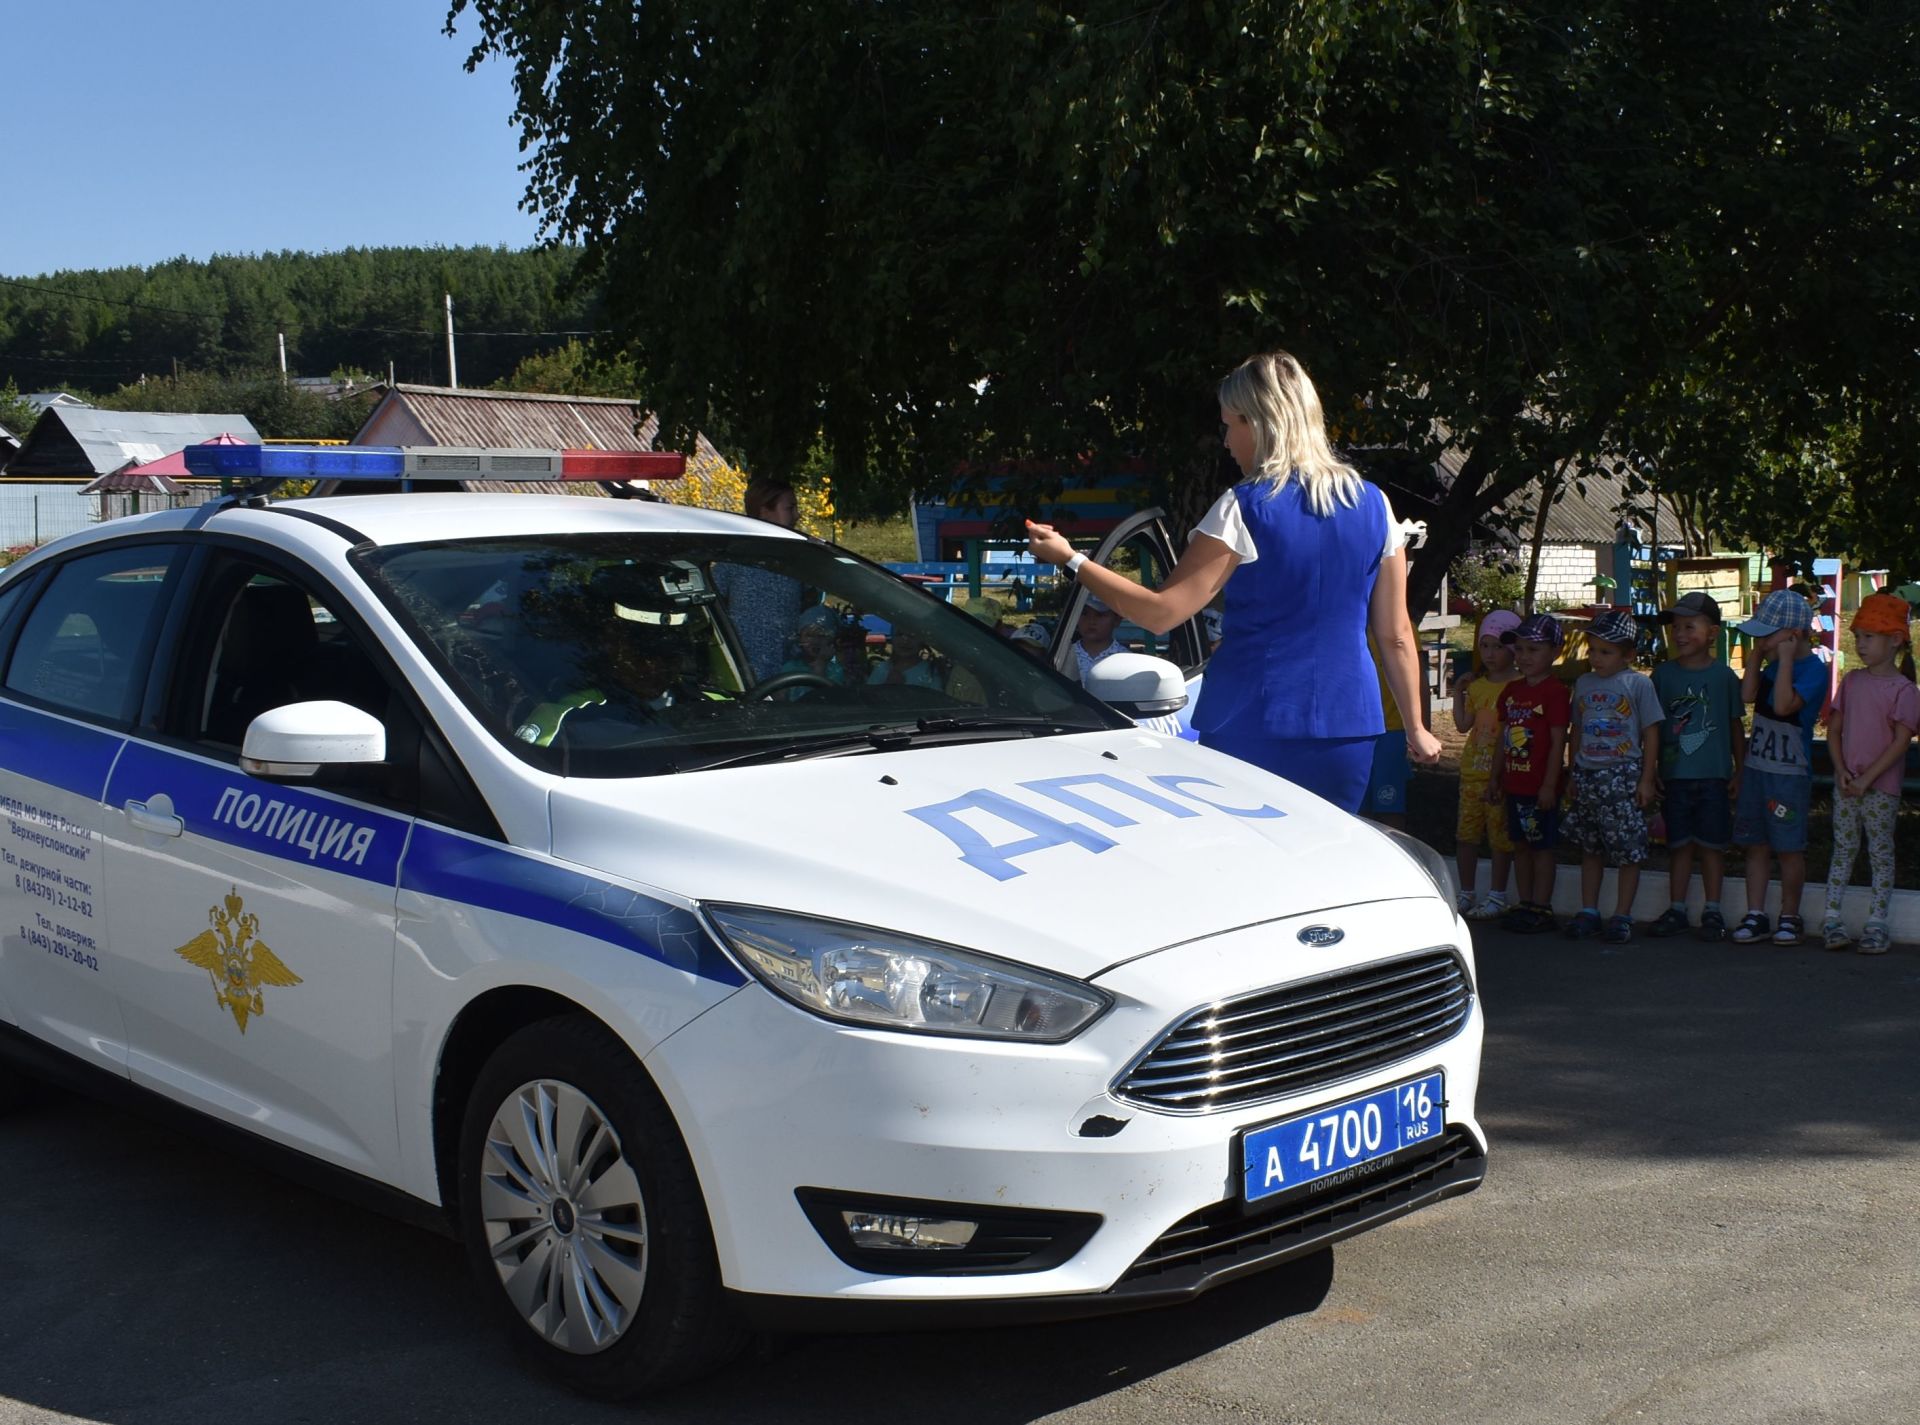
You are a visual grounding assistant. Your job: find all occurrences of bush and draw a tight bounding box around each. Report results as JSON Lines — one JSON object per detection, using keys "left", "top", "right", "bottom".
{"left": 1450, "top": 549, "right": 1527, "bottom": 613}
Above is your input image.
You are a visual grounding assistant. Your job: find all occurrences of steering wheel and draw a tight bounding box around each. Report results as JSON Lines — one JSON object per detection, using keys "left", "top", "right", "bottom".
{"left": 750, "top": 670, "right": 839, "bottom": 700}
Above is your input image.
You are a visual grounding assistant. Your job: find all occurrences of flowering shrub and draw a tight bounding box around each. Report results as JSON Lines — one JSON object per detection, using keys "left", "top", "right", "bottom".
{"left": 657, "top": 452, "right": 834, "bottom": 536}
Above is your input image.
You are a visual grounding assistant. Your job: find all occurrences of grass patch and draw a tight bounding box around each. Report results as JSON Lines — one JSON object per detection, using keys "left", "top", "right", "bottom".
{"left": 832, "top": 516, "right": 919, "bottom": 564}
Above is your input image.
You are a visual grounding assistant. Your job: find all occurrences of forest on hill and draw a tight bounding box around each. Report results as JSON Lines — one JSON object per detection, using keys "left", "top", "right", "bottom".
{"left": 0, "top": 246, "right": 605, "bottom": 397}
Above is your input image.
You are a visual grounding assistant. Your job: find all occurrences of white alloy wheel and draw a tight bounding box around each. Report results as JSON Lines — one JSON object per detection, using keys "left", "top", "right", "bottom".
{"left": 480, "top": 1078, "right": 649, "bottom": 1354}
{"left": 456, "top": 1015, "right": 744, "bottom": 1397}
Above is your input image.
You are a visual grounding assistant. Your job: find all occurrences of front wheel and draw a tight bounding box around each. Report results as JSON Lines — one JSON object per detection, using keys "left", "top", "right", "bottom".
{"left": 456, "top": 1014, "right": 745, "bottom": 1397}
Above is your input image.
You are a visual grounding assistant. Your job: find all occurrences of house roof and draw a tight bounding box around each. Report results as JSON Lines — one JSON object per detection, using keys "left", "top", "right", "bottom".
{"left": 1496, "top": 458, "right": 1691, "bottom": 546}
{"left": 347, "top": 384, "right": 730, "bottom": 497}
{"left": 3, "top": 408, "right": 263, "bottom": 479}
{"left": 24, "top": 392, "right": 91, "bottom": 415}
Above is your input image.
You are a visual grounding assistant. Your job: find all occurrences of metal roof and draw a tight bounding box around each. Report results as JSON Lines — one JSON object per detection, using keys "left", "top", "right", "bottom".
{"left": 1498, "top": 459, "right": 1691, "bottom": 546}
{"left": 349, "top": 384, "right": 731, "bottom": 497}
{"left": 3, "top": 408, "right": 263, "bottom": 479}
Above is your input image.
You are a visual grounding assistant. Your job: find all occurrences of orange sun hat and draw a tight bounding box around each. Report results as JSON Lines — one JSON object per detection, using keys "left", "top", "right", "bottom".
{"left": 1851, "top": 592, "right": 1912, "bottom": 637}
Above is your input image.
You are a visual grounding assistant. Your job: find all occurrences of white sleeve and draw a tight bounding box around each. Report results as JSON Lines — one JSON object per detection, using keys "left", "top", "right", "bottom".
{"left": 1192, "top": 487, "right": 1257, "bottom": 562}
{"left": 1379, "top": 487, "right": 1407, "bottom": 560}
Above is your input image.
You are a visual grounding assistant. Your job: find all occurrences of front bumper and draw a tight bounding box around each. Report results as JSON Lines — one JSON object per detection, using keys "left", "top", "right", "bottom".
{"left": 643, "top": 897, "right": 1485, "bottom": 1310}
{"left": 730, "top": 1128, "right": 1484, "bottom": 1330}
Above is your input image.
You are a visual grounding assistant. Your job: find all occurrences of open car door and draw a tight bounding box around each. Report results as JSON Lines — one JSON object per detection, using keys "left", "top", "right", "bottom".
{"left": 1047, "top": 508, "right": 1211, "bottom": 738}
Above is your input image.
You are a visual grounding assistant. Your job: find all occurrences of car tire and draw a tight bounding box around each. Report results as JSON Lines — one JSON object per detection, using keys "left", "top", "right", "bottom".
{"left": 456, "top": 1013, "right": 746, "bottom": 1398}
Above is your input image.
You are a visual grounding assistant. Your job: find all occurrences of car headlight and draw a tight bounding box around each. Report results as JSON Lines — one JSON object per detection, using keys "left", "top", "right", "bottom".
{"left": 1384, "top": 828, "right": 1456, "bottom": 908}
{"left": 704, "top": 905, "right": 1110, "bottom": 1042}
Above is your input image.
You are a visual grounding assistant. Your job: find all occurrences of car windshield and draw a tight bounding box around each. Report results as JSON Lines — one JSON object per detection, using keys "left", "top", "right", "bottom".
{"left": 356, "top": 533, "right": 1125, "bottom": 778}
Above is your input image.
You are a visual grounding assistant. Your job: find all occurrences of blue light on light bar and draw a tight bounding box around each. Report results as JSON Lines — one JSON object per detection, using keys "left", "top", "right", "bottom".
{"left": 183, "top": 444, "right": 406, "bottom": 479}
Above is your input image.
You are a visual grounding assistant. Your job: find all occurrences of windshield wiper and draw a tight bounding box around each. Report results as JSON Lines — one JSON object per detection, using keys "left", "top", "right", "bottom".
{"left": 669, "top": 714, "right": 1095, "bottom": 773}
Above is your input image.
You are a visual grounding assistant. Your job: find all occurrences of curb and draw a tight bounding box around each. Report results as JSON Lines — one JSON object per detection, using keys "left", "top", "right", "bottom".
{"left": 1453, "top": 863, "right": 1920, "bottom": 942}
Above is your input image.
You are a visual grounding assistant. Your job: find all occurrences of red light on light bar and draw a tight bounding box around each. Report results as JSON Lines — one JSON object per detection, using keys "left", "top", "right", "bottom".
{"left": 558, "top": 450, "right": 687, "bottom": 480}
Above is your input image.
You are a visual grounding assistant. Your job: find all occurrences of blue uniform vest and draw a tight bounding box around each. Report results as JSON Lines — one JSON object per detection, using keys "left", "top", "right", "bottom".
{"left": 1192, "top": 477, "right": 1389, "bottom": 740}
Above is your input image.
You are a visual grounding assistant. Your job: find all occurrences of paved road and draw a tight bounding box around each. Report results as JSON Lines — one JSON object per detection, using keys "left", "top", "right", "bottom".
{"left": 4, "top": 926, "right": 1917, "bottom": 1425}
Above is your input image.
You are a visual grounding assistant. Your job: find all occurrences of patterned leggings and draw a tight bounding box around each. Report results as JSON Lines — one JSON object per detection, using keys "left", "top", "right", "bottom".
{"left": 1825, "top": 789, "right": 1899, "bottom": 925}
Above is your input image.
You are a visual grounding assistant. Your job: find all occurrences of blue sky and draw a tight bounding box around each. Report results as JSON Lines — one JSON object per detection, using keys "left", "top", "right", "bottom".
{"left": 3, "top": 0, "right": 544, "bottom": 276}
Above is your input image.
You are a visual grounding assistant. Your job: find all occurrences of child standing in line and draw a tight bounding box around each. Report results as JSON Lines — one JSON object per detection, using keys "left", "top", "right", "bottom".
{"left": 1649, "top": 592, "right": 1747, "bottom": 942}
{"left": 1450, "top": 609, "right": 1522, "bottom": 918}
{"left": 1729, "top": 591, "right": 1831, "bottom": 945}
{"left": 1560, "top": 611, "right": 1664, "bottom": 943}
{"left": 1489, "top": 614, "right": 1571, "bottom": 934}
{"left": 1820, "top": 594, "right": 1918, "bottom": 955}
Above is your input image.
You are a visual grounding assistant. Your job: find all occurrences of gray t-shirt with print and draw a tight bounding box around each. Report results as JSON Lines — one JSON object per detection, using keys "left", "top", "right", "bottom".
{"left": 1570, "top": 668, "right": 1665, "bottom": 769}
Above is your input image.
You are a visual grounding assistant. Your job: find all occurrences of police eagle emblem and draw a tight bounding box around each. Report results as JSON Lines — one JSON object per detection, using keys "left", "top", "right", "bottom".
{"left": 172, "top": 887, "right": 302, "bottom": 1034}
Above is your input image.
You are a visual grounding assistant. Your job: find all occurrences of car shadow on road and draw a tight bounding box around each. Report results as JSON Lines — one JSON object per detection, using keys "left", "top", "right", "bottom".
{"left": 0, "top": 1087, "right": 1333, "bottom": 1425}
{"left": 1470, "top": 929, "right": 1920, "bottom": 1156}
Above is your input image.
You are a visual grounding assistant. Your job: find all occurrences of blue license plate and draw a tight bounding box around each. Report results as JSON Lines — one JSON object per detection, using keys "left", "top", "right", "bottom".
{"left": 1240, "top": 1071, "right": 1444, "bottom": 1204}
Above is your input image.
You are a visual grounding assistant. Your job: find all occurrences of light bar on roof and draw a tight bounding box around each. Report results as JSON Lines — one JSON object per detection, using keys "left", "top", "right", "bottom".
{"left": 181, "top": 443, "right": 687, "bottom": 482}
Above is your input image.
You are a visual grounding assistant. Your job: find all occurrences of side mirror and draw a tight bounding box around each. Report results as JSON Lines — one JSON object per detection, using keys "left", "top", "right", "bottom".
{"left": 240, "top": 701, "right": 387, "bottom": 779}
{"left": 1085, "top": 652, "right": 1189, "bottom": 718}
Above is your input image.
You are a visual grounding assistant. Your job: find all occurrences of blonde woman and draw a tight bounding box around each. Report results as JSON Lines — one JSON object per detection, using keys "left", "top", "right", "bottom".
{"left": 1026, "top": 350, "right": 1440, "bottom": 811}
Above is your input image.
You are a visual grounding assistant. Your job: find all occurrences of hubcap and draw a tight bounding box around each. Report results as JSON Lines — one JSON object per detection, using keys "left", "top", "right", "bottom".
{"left": 480, "top": 1079, "right": 649, "bottom": 1354}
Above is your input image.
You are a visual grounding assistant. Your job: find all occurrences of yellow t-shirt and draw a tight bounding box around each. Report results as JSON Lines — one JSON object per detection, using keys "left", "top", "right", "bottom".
{"left": 1460, "top": 675, "right": 1512, "bottom": 778}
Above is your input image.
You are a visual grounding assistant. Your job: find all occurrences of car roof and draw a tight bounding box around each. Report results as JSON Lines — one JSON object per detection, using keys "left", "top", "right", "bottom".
{"left": 241, "top": 492, "right": 802, "bottom": 547}
{"left": 13, "top": 494, "right": 807, "bottom": 562}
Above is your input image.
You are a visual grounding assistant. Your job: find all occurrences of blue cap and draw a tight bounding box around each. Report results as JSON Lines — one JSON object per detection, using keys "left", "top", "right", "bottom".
{"left": 1587, "top": 610, "right": 1638, "bottom": 647}
{"left": 1737, "top": 590, "right": 1813, "bottom": 638}
{"left": 1501, "top": 613, "right": 1564, "bottom": 648}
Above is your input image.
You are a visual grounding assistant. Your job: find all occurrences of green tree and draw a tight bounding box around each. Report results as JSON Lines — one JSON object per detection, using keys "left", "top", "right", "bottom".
{"left": 96, "top": 369, "right": 369, "bottom": 441}
{"left": 0, "top": 247, "right": 603, "bottom": 397}
{"left": 496, "top": 339, "right": 645, "bottom": 398}
{"left": 452, "top": 1, "right": 1919, "bottom": 602}
{"left": 0, "top": 379, "right": 37, "bottom": 442}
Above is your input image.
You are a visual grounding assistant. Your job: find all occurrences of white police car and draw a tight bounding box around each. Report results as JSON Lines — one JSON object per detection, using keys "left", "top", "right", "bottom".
{"left": 0, "top": 444, "right": 1484, "bottom": 1397}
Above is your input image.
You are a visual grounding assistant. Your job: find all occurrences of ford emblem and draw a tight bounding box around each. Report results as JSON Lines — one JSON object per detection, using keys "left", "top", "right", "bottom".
{"left": 1297, "top": 925, "right": 1344, "bottom": 947}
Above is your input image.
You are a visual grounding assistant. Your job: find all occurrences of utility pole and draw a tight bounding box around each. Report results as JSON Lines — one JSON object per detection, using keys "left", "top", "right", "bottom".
{"left": 445, "top": 293, "right": 459, "bottom": 389}
{"left": 278, "top": 332, "right": 288, "bottom": 383}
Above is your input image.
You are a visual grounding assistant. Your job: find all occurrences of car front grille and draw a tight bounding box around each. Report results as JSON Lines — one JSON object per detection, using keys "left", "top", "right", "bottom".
{"left": 1118, "top": 1129, "right": 1483, "bottom": 1287}
{"left": 1112, "top": 948, "right": 1472, "bottom": 1113}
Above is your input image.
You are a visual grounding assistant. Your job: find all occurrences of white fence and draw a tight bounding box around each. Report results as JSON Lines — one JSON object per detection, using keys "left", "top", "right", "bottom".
{"left": 0, "top": 483, "right": 219, "bottom": 551}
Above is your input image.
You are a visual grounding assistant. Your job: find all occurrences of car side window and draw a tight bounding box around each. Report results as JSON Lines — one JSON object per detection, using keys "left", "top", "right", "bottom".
{"left": 2, "top": 545, "right": 176, "bottom": 723}
{"left": 186, "top": 564, "right": 389, "bottom": 748}
{"left": 169, "top": 555, "right": 500, "bottom": 839}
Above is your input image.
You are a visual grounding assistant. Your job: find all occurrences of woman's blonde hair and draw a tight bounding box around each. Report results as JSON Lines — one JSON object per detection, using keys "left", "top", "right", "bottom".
{"left": 1218, "top": 351, "right": 1364, "bottom": 516}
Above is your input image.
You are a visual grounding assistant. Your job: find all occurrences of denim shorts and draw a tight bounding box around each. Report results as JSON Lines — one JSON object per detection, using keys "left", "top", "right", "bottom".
{"left": 1506, "top": 795, "right": 1560, "bottom": 849}
{"left": 1663, "top": 777, "right": 1732, "bottom": 850}
{"left": 1732, "top": 769, "right": 1810, "bottom": 853}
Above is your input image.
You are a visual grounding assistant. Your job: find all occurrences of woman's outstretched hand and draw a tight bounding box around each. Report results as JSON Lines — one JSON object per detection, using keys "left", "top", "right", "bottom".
{"left": 1024, "top": 519, "right": 1074, "bottom": 566}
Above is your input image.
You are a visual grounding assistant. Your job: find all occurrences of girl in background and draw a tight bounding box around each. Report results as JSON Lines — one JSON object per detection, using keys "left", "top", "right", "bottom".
{"left": 1821, "top": 594, "right": 1918, "bottom": 954}
{"left": 1451, "top": 609, "right": 1522, "bottom": 917}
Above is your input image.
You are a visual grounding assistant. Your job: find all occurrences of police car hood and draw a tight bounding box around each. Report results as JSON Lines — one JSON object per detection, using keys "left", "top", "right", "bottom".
{"left": 547, "top": 729, "right": 1440, "bottom": 979}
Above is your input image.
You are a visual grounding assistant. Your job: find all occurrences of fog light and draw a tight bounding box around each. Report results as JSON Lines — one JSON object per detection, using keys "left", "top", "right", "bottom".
{"left": 798, "top": 1188, "right": 1102, "bottom": 1275}
{"left": 842, "top": 1211, "right": 980, "bottom": 1251}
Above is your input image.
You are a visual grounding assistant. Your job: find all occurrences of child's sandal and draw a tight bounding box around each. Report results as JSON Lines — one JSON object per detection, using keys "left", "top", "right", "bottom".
{"left": 1821, "top": 920, "right": 1852, "bottom": 952}
{"left": 1729, "top": 911, "right": 1771, "bottom": 944}
{"left": 1772, "top": 914, "right": 1806, "bottom": 946}
{"left": 1858, "top": 925, "right": 1892, "bottom": 956}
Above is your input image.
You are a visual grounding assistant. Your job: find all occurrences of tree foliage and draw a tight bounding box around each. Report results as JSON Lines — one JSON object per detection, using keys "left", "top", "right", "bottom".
{"left": 93, "top": 368, "right": 370, "bottom": 441}
{"left": 0, "top": 378, "right": 36, "bottom": 442}
{"left": 0, "top": 247, "right": 601, "bottom": 396}
{"left": 453, "top": 0, "right": 1919, "bottom": 603}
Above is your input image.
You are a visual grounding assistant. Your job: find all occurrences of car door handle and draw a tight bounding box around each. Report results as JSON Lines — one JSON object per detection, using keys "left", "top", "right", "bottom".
{"left": 125, "top": 799, "right": 185, "bottom": 837}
